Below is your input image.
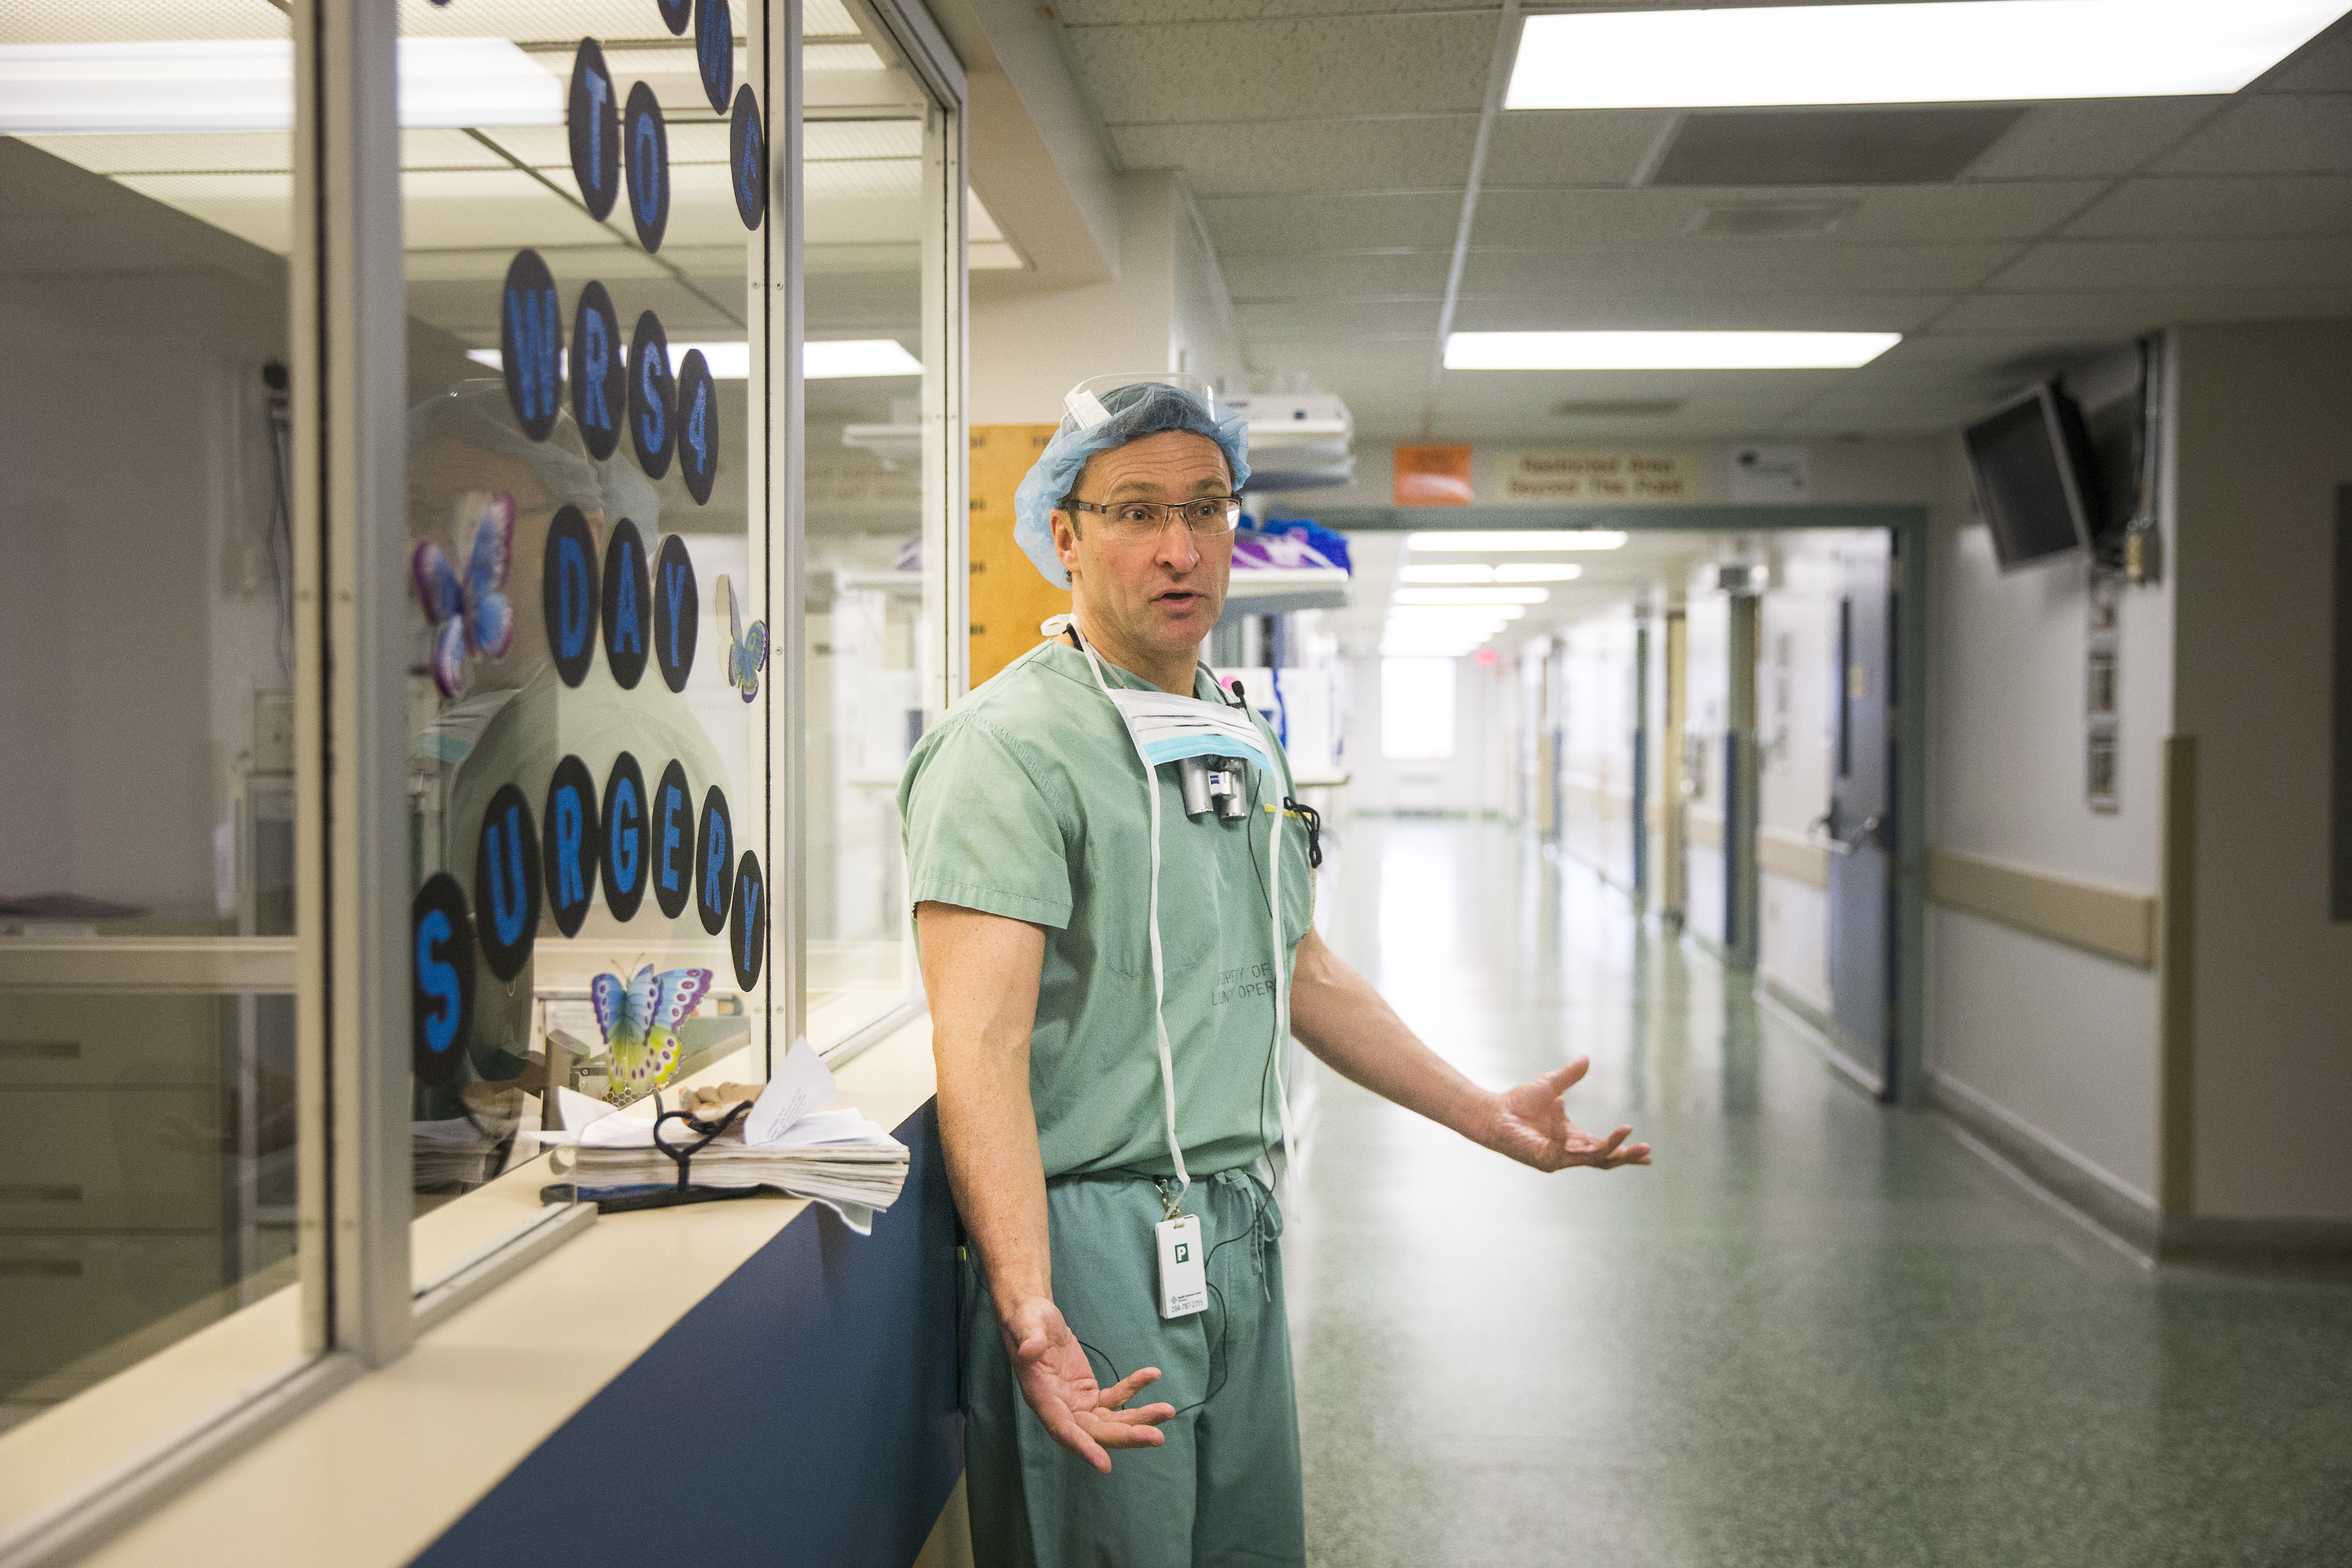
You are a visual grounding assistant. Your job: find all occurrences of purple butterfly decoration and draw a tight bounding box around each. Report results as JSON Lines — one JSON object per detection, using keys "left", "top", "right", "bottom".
{"left": 412, "top": 491, "right": 517, "bottom": 699}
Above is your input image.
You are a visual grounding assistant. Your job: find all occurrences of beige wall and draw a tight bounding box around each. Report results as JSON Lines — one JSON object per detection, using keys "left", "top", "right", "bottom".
{"left": 2172, "top": 319, "right": 2352, "bottom": 1222}
{"left": 1922, "top": 419, "right": 2171, "bottom": 1207}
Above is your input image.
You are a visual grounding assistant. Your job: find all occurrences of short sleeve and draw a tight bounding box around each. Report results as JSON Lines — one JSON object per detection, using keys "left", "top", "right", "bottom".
{"left": 900, "top": 716, "right": 1074, "bottom": 929}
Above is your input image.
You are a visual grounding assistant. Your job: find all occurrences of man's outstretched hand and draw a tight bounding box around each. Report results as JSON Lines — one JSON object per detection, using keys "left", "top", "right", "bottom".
{"left": 1002, "top": 1296, "right": 1176, "bottom": 1473}
{"left": 1484, "top": 1056, "right": 1651, "bottom": 1172}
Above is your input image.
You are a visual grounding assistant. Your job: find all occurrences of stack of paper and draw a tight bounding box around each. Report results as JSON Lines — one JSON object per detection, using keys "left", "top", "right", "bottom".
{"left": 535, "top": 1038, "right": 908, "bottom": 1231}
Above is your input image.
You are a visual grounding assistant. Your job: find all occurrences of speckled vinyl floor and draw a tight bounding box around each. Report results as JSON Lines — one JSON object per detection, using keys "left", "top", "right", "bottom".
{"left": 1285, "top": 817, "right": 2352, "bottom": 1568}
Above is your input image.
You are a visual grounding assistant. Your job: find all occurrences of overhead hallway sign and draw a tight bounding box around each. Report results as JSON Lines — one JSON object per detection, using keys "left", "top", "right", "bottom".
{"left": 1495, "top": 450, "right": 1697, "bottom": 505}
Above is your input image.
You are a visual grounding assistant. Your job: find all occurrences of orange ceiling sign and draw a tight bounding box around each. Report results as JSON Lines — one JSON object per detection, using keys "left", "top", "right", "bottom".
{"left": 1393, "top": 445, "right": 1473, "bottom": 507}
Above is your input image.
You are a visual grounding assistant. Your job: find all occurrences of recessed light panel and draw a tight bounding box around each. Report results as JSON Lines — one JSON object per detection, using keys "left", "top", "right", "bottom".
{"left": 1408, "top": 531, "right": 1627, "bottom": 552}
{"left": 1446, "top": 332, "right": 1899, "bottom": 370}
{"left": 1506, "top": 1, "right": 2349, "bottom": 110}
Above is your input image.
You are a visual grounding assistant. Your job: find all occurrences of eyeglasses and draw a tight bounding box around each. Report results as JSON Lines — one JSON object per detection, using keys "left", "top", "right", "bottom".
{"left": 1063, "top": 495, "right": 1243, "bottom": 542}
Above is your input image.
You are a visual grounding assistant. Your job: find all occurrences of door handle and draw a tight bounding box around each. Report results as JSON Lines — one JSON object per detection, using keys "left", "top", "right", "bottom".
{"left": 1808, "top": 810, "right": 1882, "bottom": 856}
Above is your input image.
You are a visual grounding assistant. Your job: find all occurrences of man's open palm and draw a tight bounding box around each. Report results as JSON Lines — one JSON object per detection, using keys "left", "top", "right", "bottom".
{"left": 1488, "top": 1056, "right": 1651, "bottom": 1172}
{"left": 1003, "top": 1296, "right": 1176, "bottom": 1473}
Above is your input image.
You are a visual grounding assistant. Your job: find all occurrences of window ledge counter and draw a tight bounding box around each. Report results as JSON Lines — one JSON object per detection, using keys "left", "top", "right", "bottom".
{"left": 61, "top": 1015, "right": 965, "bottom": 1568}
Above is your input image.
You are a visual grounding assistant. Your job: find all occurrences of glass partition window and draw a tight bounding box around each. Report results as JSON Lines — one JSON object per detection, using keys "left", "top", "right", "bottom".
{"left": 0, "top": 1, "right": 306, "bottom": 1421}
{"left": 803, "top": 0, "right": 946, "bottom": 1050}
{"left": 397, "top": 0, "right": 771, "bottom": 1219}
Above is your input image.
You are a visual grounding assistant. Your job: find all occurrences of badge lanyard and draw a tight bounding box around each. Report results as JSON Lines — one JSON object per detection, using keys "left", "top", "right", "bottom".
{"left": 1067, "top": 624, "right": 1296, "bottom": 1216}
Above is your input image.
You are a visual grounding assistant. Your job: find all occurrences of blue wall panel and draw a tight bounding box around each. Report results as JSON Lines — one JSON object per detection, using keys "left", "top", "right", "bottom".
{"left": 413, "top": 1102, "right": 962, "bottom": 1567}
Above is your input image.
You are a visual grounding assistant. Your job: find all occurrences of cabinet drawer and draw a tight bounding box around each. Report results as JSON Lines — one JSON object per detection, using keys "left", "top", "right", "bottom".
{"left": 0, "top": 1233, "right": 228, "bottom": 1399}
{"left": 0, "top": 1088, "right": 223, "bottom": 1229}
{"left": 0, "top": 993, "right": 223, "bottom": 1087}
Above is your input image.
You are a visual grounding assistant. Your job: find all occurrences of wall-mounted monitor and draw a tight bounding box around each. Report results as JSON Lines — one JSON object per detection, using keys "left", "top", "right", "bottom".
{"left": 1963, "top": 382, "right": 2104, "bottom": 572}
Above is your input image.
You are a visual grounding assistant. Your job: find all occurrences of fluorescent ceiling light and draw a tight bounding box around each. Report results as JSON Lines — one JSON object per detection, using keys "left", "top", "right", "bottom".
{"left": 1409, "top": 531, "right": 1626, "bottom": 552}
{"left": 1401, "top": 563, "right": 1586, "bottom": 584}
{"left": 1395, "top": 587, "right": 1549, "bottom": 607}
{"left": 1446, "top": 331, "right": 1898, "bottom": 371}
{"left": 0, "top": 39, "right": 559, "bottom": 134}
{"left": 806, "top": 339, "right": 924, "bottom": 379}
{"left": 467, "top": 341, "right": 920, "bottom": 381}
{"left": 1386, "top": 605, "right": 1526, "bottom": 623}
{"left": 1505, "top": 1, "right": 2348, "bottom": 110}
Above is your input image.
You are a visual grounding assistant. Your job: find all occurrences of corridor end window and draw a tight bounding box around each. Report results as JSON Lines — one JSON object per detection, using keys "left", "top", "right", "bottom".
{"left": 1382, "top": 658, "right": 1458, "bottom": 761}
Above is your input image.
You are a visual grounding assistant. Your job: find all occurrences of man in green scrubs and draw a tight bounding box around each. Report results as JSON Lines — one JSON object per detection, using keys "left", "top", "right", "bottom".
{"left": 900, "top": 379, "right": 1649, "bottom": 1567}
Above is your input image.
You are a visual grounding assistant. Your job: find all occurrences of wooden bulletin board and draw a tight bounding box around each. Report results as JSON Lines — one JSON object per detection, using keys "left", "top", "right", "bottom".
{"left": 968, "top": 424, "right": 1068, "bottom": 687}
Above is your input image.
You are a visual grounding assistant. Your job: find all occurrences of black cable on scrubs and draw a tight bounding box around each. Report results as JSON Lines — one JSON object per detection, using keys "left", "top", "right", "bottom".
{"left": 1075, "top": 1175, "right": 1272, "bottom": 1416}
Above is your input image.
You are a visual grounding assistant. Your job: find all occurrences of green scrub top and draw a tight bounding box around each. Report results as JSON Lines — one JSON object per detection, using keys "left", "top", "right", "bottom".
{"left": 899, "top": 639, "right": 1314, "bottom": 1180}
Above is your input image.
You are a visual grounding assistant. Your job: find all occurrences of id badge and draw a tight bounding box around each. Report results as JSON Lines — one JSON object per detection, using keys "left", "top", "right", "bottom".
{"left": 1154, "top": 1215, "right": 1206, "bottom": 1319}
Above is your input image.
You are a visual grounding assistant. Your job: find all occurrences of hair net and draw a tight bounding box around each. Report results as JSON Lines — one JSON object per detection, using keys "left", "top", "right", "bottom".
{"left": 1012, "top": 379, "right": 1251, "bottom": 588}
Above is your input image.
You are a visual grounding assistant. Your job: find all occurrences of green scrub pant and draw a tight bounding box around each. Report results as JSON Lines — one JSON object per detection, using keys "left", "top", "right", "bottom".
{"left": 961, "top": 1167, "right": 1307, "bottom": 1568}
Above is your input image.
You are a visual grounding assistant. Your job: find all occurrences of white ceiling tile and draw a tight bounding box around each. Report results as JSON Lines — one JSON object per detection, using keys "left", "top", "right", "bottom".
{"left": 1474, "top": 182, "right": 2105, "bottom": 246}
{"left": 1069, "top": 14, "right": 1497, "bottom": 124}
{"left": 397, "top": 0, "right": 695, "bottom": 46}
{"left": 1112, "top": 117, "right": 1478, "bottom": 196}
{"left": 0, "top": 0, "right": 285, "bottom": 41}
{"left": 1960, "top": 98, "right": 2225, "bottom": 180}
{"left": 1200, "top": 191, "right": 1463, "bottom": 253}
{"left": 1057, "top": 0, "right": 1490, "bottom": 20}
{"left": 2256, "top": 14, "right": 2352, "bottom": 92}
{"left": 2150, "top": 95, "right": 2352, "bottom": 175}
{"left": 2062, "top": 174, "right": 2352, "bottom": 238}
{"left": 1937, "top": 287, "right": 2352, "bottom": 334}
{"left": 112, "top": 172, "right": 291, "bottom": 253}
{"left": 1987, "top": 236, "right": 2352, "bottom": 291}
{"left": 1450, "top": 294, "right": 1953, "bottom": 333}
{"left": 1238, "top": 298, "right": 1443, "bottom": 340}
{"left": 1480, "top": 111, "right": 1674, "bottom": 187}
{"left": 1461, "top": 243, "right": 2020, "bottom": 296}
{"left": 395, "top": 169, "right": 622, "bottom": 251}
{"left": 1222, "top": 250, "right": 1451, "bottom": 301}
{"left": 16, "top": 132, "right": 293, "bottom": 176}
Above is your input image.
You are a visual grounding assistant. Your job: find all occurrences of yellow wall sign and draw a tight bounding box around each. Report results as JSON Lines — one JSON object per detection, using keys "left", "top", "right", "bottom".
{"left": 1494, "top": 450, "right": 1698, "bottom": 505}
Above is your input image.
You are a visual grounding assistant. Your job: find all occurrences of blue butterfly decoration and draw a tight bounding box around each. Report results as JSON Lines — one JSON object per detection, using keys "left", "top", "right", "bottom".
{"left": 590, "top": 963, "right": 715, "bottom": 1104}
{"left": 717, "top": 573, "right": 767, "bottom": 703}
{"left": 412, "top": 491, "right": 516, "bottom": 699}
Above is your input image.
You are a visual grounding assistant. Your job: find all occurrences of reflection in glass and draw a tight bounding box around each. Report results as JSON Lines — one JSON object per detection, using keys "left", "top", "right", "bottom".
{"left": 0, "top": 3, "right": 301, "bottom": 1420}
{"left": 399, "top": 0, "right": 765, "bottom": 1218}
{"left": 804, "top": 0, "right": 940, "bottom": 1048}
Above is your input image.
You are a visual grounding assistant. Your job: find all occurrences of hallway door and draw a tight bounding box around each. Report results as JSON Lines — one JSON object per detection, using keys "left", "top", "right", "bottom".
{"left": 1827, "top": 536, "right": 1896, "bottom": 1095}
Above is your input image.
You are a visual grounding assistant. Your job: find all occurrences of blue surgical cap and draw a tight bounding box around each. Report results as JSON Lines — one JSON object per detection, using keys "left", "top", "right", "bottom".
{"left": 1012, "top": 380, "right": 1251, "bottom": 588}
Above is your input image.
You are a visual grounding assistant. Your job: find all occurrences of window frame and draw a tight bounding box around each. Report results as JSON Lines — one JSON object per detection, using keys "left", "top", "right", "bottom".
{"left": 0, "top": 0, "right": 970, "bottom": 1555}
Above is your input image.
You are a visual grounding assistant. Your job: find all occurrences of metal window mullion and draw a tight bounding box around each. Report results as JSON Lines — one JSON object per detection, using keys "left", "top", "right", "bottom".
{"left": 773, "top": 0, "right": 808, "bottom": 1063}
{"left": 926, "top": 87, "right": 969, "bottom": 714}
{"left": 315, "top": 0, "right": 414, "bottom": 1364}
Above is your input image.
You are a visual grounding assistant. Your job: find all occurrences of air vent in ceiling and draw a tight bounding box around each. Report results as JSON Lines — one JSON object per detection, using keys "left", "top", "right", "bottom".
{"left": 1687, "top": 200, "right": 1856, "bottom": 237}
{"left": 1551, "top": 399, "right": 1683, "bottom": 418}
{"left": 1650, "top": 106, "right": 2025, "bottom": 187}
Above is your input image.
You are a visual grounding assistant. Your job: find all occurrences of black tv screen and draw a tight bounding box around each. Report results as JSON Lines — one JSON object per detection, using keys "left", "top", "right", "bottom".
{"left": 1964, "top": 383, "right": 2101, "bottom": 571}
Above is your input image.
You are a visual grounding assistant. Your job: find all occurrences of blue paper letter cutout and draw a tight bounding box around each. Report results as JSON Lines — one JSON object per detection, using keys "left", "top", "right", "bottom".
{"left": 416, "top": 910, "right": 460, "bottom": 1056}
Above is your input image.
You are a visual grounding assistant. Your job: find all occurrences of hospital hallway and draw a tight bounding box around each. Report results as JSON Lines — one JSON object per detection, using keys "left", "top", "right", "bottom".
{"left": 1281, "top": 816, "right": 2352, "bottom": 1568}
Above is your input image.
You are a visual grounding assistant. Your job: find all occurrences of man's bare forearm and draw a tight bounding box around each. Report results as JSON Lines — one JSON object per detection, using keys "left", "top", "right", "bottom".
{"left": 917, "top": 901, "right": 1055, "bottom": 1326}
{"left": 1286, "top": 928, "right": 1503, "bottom": 1148}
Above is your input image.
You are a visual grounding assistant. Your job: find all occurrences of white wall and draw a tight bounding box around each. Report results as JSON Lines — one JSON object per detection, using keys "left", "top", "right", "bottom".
{"left": 970, "top": 173, "right": 1211, "bottom": 425}
{"left": 2172, "top": 319, "right": 2352, "bottom": 1222}
{"left": 1923, "top": 426, "right": 2171, "bottom": 1207}
{"left": 0, "top": 270, "right": 288, "bottom": 917}
{"left": 1555, "top": 608, "right": 1639, "bottom": 889}
{"left": 1681, "top": 586, "right": 1730, "bottom": 945}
